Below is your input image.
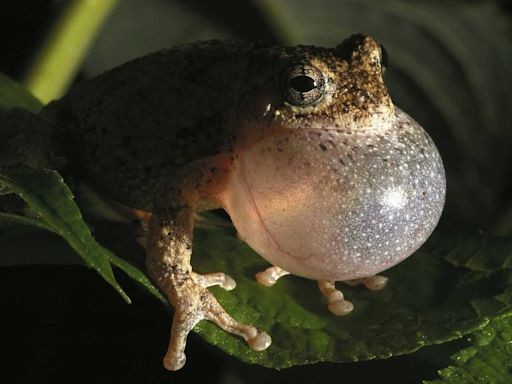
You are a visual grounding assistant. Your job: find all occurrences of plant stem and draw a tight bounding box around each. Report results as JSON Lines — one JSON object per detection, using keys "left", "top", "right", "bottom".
{"left": 23, "top": 0, "right": 120, "bottom": 104}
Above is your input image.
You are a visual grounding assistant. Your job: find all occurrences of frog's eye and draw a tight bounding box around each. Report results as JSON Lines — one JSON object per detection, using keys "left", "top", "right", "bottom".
{"left": 282, "top": 64, "right": 325, "bottom": 107}
{"left": 379, "top": 44, "right": 389, "bottom": 74}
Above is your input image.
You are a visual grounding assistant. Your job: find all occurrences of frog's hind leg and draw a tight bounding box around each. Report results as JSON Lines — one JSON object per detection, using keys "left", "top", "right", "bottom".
{"left": 146, "top": 182, "right": 270, "bottom": 371}
{"left": 343, "top": 275, "right": 388, "bottom": 291}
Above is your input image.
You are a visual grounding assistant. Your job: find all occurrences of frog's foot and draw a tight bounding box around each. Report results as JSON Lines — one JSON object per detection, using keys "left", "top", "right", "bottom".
{"left": 255, "top": 266, "right": 290, "bottom": 287}
{"left": 318, "top": 281, "right": 354, "bottom": 316}
{"left": 157, "top": 273, "right": 271, "bottom": 371}
{"left": 343, "top": 275, "right": 388, "bottom": 291}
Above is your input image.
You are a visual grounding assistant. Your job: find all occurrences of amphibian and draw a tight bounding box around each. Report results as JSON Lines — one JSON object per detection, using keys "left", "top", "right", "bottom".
{"left": 1, "top": 34, "right": 446, "bottom": 370}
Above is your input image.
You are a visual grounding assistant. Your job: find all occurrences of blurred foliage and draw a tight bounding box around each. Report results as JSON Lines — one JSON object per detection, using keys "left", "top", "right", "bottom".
{"left": 0, "top": 73, "right": 42, "bottom": 112}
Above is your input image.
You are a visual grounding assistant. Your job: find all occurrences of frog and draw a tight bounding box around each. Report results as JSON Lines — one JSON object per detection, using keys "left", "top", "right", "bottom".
{"left": 1, "top": 34, "right": 446, "bottom": 371}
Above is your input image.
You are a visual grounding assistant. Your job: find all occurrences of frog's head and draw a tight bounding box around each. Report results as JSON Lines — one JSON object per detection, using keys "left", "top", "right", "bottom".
{"left": 237, "top": 34, "right": 394, "bottom": 143}
{"left": 226, "top": 35, "right": 445, "bottom": 282}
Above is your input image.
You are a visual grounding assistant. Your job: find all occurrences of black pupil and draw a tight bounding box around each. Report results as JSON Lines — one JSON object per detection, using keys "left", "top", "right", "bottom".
{"left": 289, "top": 75, "right": 316, "bottom": 93}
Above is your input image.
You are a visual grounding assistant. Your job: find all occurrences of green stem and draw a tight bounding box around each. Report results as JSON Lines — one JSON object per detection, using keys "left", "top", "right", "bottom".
{"left": 23, "top": 0, "right": 120, "bottom": 104}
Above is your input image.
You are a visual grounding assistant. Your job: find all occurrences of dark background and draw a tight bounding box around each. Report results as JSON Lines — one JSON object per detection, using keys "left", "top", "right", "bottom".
{"left": 1, "top": 1, "right": 512, "bottom": 383}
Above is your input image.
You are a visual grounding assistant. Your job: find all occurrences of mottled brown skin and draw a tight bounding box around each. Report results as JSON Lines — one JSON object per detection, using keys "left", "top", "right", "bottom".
{"left": 34, "top": 34, "right": 394, "bottom": 370}
{"left": 42, "top": 35, "right": 390, "bottom": 210}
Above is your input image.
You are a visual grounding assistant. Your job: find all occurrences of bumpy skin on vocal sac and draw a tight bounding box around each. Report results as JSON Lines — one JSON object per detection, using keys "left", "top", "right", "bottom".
{"left": 22, "top": 34, "right": 446, "bottom": 370}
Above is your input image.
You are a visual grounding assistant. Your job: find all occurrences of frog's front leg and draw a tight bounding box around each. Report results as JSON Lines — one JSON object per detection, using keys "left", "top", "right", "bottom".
{"left": 255, "top": 266, "right": 386, "bottom": 316}
{"left": 255, "top": 266, "right": 353, "bottom": 315}
{"left": 146, "top": 173, "right": 270, "bottom": 371}
{"left": 317, "top": 281, "right": 354, "bottom": 316}
{"left": 343, "top": 275, "right": 388, "bottom": 291}
{"left": 255, "top": 265, "right": 290, "bottom": 286}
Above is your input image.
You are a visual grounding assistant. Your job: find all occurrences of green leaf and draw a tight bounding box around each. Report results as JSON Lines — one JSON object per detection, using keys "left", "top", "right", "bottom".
{"left": 0, "top": 166, "right": 130, "bottom": 303}
{"left": 425, "top": 315, "right": 512, "bottom": 383}
{"left": 2, "top": 201, "right": 512, "bottom": 369}
{"left": 0, "top": 210, "right": 167, "bottom": 305}
{"left": 187, "top": 230, "right": 512, "bottom": 369}
{"left": 0, "top": 73, "right": 43, "bottom": 112}
{"left": 0, "top": 211, "right": 54, "bottom": 232}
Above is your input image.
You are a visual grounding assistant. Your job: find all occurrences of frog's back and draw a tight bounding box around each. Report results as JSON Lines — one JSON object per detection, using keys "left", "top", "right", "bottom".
{"left": 43, "top": 41, "right": 263, "bottom": 210}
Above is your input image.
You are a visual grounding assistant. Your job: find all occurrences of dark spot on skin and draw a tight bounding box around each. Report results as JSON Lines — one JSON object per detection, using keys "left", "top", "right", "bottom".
{"left": 319, "top": 143, "right": 328, "bottom": 151}
{"left": 339, "top": 158, "right": 346, "bottom": 165}
{"left": 347, "top": 153, "right": 354, "bottom": 162}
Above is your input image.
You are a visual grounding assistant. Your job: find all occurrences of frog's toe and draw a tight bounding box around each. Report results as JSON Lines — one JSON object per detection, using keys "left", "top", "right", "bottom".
{"left": 163, "top": 303, "right": 202, "bottom": 371}
{"left": 255, "top": 266, "right": 290, "bottom": 286}
{"left": 164, "top": 351, "right": 186, "bottom": 371}
{"left": 344, "top": 275, "right": 388, "bottom": 291}
{"left": 204, "top": 298, "right": 272, "bottom": 351}
{"left": 247, "top": 329, "right": 272, "bottom": 351}
{"left": 192, "top": 271, "right": 236, "bottom": 290}
{"left": 328, "top": 298, "right": 354, "bottom": 316}
{"left": 318, "top": 280, "right": 354, "bottom": 316}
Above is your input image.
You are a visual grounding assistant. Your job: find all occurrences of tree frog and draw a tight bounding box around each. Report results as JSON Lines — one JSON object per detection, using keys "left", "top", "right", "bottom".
{"left": 2, "top": 34, "right": 446, "bottom": 370}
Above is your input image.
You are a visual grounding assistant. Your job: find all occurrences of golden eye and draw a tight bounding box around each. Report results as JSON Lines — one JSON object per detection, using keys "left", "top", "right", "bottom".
{"left": 282, "top": 64, "right": 325, "bottom": 107}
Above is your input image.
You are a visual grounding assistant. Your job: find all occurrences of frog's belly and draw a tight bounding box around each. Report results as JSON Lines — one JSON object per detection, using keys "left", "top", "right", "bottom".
{"left": 222, "top": 110, "right": 446, "bottom": 281}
